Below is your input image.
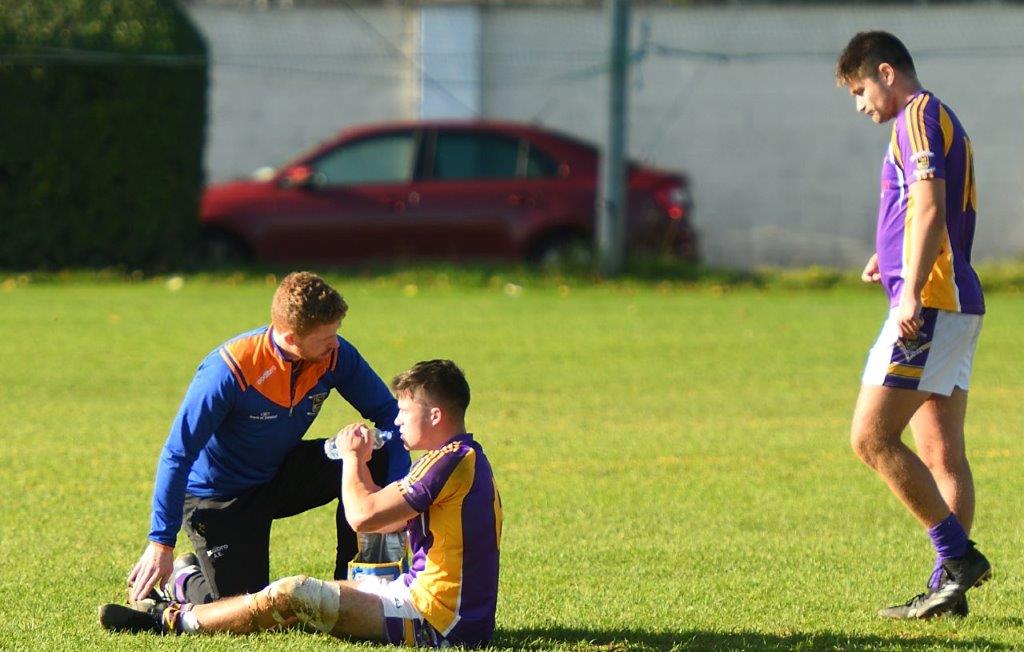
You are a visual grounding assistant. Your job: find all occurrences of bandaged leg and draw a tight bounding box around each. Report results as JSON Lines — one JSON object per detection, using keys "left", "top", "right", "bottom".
{"left": 186, "top": 575, "right": 341, "bottom": 635}
{"left": 243, "top": 575, "right": 342, "bottom": 633}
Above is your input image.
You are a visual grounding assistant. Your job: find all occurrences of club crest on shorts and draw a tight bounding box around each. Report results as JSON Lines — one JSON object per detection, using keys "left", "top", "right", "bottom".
{"left": 896, "top": 335, "right": 931, "bottom": 362}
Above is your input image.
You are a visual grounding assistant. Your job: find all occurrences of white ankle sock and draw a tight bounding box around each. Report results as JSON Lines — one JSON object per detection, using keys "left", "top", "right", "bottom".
{"left": 181, "top": 611, "right": 200, "bottom": 633}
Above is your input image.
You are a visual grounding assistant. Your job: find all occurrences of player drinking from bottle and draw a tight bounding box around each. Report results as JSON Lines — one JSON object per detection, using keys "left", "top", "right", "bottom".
{"left": 102, "top": 359, "right": 503, "bottom": 648}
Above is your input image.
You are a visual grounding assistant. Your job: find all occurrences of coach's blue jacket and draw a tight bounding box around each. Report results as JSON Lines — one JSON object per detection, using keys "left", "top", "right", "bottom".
{"left": 148, "top": 326, "right": 408, "bottom": 546}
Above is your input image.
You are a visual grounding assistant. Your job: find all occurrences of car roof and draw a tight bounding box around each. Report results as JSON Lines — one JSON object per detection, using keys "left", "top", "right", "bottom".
{"left": 343, "top": 118, "right": 568, "bottom": 135}
{"left": 336, "top": 119, "right": 595, "bottom": 151}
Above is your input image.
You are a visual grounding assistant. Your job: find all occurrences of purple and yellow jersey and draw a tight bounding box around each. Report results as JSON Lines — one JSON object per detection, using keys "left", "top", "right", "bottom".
{"left": 877, "top": 90, "right": 983, "bottom": 314}
{"left": 397, "top": 434, "right": 502, "bottom": 648}
{"left": 148, "top": 326, "right": 408, "bottom": 546}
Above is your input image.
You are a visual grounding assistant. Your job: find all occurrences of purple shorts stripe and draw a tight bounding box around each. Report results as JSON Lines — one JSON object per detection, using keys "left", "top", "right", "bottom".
{"left": 882, "top": 308, "right": 939, "bottom": 390}
{"left": 383, "top": 616, "right": 407, "bottom": 646}
{"left": 882, "top": 374, "right": 924, "bottom": 390}
{"left": 383, "top": 615, "right": 444, "bottom": 648}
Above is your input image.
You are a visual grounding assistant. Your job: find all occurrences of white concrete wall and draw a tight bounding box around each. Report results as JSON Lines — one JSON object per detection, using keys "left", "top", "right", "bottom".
{"left": 186, "top": 4, "right": 1024, "bottom": 268}
{"left": 188, "top": 5, "right": 416, "bottom": 180}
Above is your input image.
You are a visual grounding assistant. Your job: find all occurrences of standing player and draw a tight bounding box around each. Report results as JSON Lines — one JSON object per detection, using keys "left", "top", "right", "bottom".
{"left": 126, "top": 271, "right": 410, "bottom": 606}
{"left": 836, "top": 31, "right": 989, "bottom": 619}
{"left": 102, "top": 359, "right": 503, "bottom": 649}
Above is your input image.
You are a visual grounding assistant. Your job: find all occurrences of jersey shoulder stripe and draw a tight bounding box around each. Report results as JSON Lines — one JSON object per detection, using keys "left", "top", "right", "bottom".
{"left": 218, "top": 348, "right": 248, "bottom": 390}
{"left": 406, "top": 441, "right": 467, "bottom": 485}
{"left": 907, "top": 94, "right": 930, "bottom": 156}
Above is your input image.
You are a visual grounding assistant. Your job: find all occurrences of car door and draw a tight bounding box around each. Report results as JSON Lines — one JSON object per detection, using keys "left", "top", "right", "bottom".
{"left": 267, "top": 130, "right": 423, "bottom": 262}
{"left": 407, "top": 129, "right": 535, "bottom": 259}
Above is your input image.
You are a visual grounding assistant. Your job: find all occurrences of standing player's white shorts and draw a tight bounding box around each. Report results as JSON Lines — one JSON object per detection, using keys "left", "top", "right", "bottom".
{"left": 862, "top": 307, "right": 982, "bottom": 396}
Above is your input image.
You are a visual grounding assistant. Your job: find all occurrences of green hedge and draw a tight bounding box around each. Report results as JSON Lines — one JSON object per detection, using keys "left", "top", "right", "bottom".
{"left": 0, "top": 0, "right": 207, "bottom": 269}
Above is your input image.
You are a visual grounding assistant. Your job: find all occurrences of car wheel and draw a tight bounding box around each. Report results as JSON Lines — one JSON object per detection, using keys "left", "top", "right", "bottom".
{"left": 531, "top": 233, "right": 593, "bottom": 270}
{"left": 202, "top": 232, "right": 249, "bottom": 268}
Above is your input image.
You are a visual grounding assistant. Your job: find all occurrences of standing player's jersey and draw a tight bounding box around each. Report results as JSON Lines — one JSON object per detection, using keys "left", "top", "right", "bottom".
{"left": 397, "top": 434, "right": 502, "bottom": 648}
{"left": 877, "top": 90, "right": 984, "bottom": 314}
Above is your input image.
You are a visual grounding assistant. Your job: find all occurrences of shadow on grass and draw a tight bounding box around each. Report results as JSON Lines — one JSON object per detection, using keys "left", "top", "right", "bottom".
{"left": 989, "top": 616, "right": 1024, "bottom": 628}
{"left": 496, "top": 625, "right": 1010, "bottom": 651}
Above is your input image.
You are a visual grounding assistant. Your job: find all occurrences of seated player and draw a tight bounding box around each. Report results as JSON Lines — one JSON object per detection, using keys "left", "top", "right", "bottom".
{"left": 100, "top": 359, "right": 503, "bottom": 648}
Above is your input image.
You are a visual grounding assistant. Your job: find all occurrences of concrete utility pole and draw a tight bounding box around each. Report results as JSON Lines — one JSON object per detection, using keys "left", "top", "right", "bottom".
{"left": 598, "top": 0, "right": 630, "bottom": 277}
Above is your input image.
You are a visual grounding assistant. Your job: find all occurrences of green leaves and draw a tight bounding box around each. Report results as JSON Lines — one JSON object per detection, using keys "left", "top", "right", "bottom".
{"left": 0, "top": 0, "right": 206, "bottom": 270}
{"left": 0, "top": 0, "right": 205, "bottom": 55}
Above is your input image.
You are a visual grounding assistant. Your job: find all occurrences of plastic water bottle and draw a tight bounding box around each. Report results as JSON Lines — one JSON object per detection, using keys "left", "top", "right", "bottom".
{"left": 324, "top": 428, "right": 393, "bottom": 460}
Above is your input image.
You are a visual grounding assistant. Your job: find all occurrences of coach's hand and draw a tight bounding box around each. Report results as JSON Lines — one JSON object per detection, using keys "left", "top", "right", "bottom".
{"left": 861, "top": 253, "right": 881, "bottom": 284}
{"left": 335, "top": 423, "right": 374, "bottom": 463}
{"left": 128, "top": 541, "right": 173, "bottom": 602}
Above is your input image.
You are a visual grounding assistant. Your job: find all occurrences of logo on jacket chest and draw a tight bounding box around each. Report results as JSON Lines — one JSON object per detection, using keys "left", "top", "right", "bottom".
{"left": 255, "top": 367, "right": 276, "bottom": 386}
{"left": 249, "top": 410, "right": 279, "bottom": 421}
{"left": 308, "top": 392, "right": 329, "bottom": 417}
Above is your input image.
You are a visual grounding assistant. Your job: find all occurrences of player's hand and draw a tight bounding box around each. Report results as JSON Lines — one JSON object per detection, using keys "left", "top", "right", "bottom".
{"left": 861, "top": 253, "right": 881, "bottom": 284}
{"left": 897, "top": 291, "right": 924, "bottom": 339}
{"left": 127, "top": 541, "right": 173, "bottom": 602}
{"left": 335, "top": 423, "right": 374, "bottom": 463}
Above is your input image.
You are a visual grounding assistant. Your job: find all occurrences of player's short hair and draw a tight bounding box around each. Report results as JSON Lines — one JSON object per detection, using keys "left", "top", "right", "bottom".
{"left": 270, "top": 271, "right": 347, "bottom": 335}
{"left": 392, "top": 359, "right": 471, "bottom": 418}
{"left": 836, "top": 31, "right": 916, "bottom": 86}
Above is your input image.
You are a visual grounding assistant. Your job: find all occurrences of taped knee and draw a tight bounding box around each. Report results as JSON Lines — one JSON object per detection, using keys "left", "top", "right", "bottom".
{"left": 245, "top": 575, "right": 305, "bottom": 626}
{"left": 260, "top": 574, "right": 341, "bottom": 633}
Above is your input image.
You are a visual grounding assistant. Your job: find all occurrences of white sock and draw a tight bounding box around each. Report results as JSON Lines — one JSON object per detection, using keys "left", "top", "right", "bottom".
{"left": 181, "top": 611, "right": 200, "bottom": 633}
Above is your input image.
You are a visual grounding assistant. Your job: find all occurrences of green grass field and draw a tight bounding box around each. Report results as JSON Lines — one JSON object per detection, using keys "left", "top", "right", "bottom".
{"left": 2, "top": 272, "right": 1022, "bottom": 650}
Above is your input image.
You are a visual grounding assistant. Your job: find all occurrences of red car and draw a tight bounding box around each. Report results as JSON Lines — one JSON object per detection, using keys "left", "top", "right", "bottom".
{"left": 199, "top": 120, "right": 697, "bottom": 265}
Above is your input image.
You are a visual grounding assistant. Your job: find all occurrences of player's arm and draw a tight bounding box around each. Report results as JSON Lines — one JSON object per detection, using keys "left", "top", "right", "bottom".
{"left": 331, "top": 338, "right": 410, "bottom": 483}
{"left": 898, "top": 178, "right": 947, "bottom": 337}
{"left": 128, "top": 357, "right": 236, "bottom": 601}
{"left": 337, "top": 423, "right": 418, "bottom": 533}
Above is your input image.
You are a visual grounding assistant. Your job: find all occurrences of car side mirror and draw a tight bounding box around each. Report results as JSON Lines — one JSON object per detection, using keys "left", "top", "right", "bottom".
{"left": 280, "top": 165, "right": 315, "bottom": 189}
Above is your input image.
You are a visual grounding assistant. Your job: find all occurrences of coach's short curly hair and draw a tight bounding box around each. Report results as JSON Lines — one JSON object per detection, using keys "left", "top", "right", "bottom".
{"left": 270, "top": 271, "right": 348, "bottom": 335}
{"left": 836, "top": 30, "right": 916, "bottom": 86}
{"left": 392, "top": 359, "right": 471, "bottom": 417}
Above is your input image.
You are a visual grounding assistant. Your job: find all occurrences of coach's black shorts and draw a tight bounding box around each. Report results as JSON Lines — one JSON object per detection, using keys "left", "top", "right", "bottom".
{"left": 180, "top": 438, "right": 390, "bottom": 602}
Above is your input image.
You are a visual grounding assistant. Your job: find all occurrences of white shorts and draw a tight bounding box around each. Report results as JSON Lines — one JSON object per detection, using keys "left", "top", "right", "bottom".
{"left": 356, "top": 575, "right": 421, "bottom": 620}
{"left": 861, "top": 307, "right": 982, "bottom": 396}
{"left": 356, "top": 575, "right": 446, "bottom": 647}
